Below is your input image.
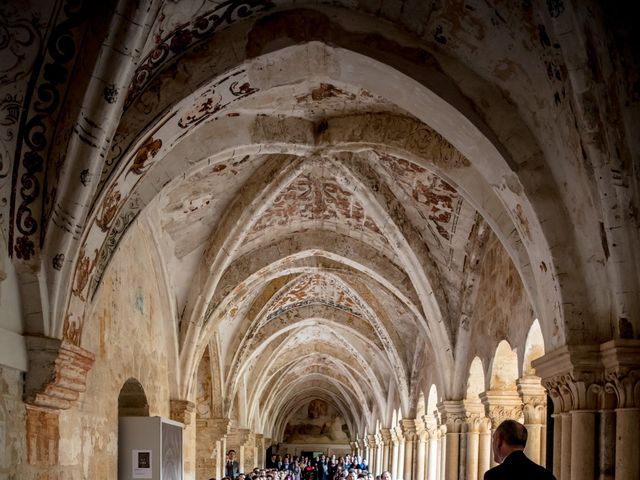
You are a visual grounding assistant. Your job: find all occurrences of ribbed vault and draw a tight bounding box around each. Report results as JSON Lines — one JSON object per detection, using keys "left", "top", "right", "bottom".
{"left": 70, "top": 40, "right": 555, "bottom": 438}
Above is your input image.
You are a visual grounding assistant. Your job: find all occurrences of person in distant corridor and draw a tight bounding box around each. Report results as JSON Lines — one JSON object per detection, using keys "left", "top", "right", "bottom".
{"left": 226, "top": 449, "right": 241, "bottom": 479}
{"left": 484, "top": 420, "right": 556, "bottom": 480}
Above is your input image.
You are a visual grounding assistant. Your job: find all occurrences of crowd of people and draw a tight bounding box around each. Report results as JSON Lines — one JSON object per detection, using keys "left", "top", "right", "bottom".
{"left": 213, "top": 420, "right": 556, "bottom": 480}
{"left": 214, "top": 450, "right": 390, "bottom": 480}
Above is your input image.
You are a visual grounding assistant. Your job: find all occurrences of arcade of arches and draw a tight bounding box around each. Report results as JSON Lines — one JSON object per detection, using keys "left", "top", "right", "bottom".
{"left": 0, "top": 1, "right": 638, "bottom": 479}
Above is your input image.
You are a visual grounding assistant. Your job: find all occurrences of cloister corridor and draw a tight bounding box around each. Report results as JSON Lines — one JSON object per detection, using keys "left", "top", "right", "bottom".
{"left": 0, "top": 1, "right": 638, "bottom": 479}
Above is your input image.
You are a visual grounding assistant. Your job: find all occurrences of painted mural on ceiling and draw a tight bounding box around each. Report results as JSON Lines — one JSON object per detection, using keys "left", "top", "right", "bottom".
{"left": 246, "top": 169, "right": 387, "bottom": 247}
{"left": 264, "top": 273, "right": 371, "bottom": 322}
{"left": 283, "top": 399, "right": 350, "bottom": 444}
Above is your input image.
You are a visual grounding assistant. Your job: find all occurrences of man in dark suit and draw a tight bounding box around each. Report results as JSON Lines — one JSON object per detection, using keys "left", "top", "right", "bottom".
{"left": 484, "top": 420, "right": 556, "bottom": 480}
{"left": 225, "top": 449, "right": 240, "bottom": 479}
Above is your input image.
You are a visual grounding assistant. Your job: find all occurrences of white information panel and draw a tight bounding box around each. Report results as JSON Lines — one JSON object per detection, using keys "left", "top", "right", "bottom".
{"left": 132, "top": 450, "right": 153, "bottom": 479}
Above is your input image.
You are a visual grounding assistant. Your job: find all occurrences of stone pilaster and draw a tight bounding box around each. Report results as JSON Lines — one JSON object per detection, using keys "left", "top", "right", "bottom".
{"left": 228, "top": 427, "right": 253, "bottom": 472}
{"left": 196, "top": 417, "right": 230, "bottom": 480}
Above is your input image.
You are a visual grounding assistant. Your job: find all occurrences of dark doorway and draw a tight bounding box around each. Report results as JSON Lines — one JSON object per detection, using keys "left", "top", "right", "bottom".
{"left": 118, "top": 377, "right": 149, "bottom": 417}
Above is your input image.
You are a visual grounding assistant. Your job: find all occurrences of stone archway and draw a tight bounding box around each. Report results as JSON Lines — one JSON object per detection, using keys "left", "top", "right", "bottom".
{"left": 118, "top": 378, "right": 150, "bottom": 417}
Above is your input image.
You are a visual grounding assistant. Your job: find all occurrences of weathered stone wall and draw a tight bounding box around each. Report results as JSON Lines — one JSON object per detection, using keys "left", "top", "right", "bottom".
{"left": 0, "top": 365, "right": 26, "bottom": 479}
{"left": 6, "top": 222, "right": 178, "bottom": 479}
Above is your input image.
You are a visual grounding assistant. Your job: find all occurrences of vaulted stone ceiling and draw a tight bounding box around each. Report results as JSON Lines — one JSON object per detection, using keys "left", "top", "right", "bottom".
{"left": 90, "top": 42, "right": 526, "bottom": 437}
{"left": 2, "top": 0, "right": 637, "bottom": 451}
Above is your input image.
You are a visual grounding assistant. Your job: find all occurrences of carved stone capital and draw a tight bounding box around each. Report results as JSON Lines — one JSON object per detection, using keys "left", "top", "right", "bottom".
{"left": 465, "top": 414, "right": 487, "bottom": 433}
{"left": 420, "top": 413, "right": 439, "bottom": 437}
{"left": 601, "top": 340, "right": 640, "bottom": 409}
{"left": 400, "top": 418, "right": 417, "bottom": 441}
{"left": 516, "top": 376, "right": 547, "bottom": 424}
{"left": 480, "top": 390, "right": 523, "bottom": 429}
{"left": 437, "top": 400, "right": 466, "bottom": 433}
{"left": 24, "top": 336, "right": 95, "bottom": 410}
{"left": 532, "top": 344, "right": 603, "bottom": 412}
{"left": 367, "top": 433, "right": 377, "bottom": 448}
{"left": 380, "top": 427, "right": 392, "bottom": 444}
{"left": 170, "top": 399, "right": 195, "bottom": 425}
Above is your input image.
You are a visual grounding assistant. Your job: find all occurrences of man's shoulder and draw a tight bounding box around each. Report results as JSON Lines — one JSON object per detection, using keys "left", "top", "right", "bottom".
{"left": 484, "top": 455, "right": 555, "bottom": 480}
{"left": 483, "top": 463, "right": 506, "bottom": 480}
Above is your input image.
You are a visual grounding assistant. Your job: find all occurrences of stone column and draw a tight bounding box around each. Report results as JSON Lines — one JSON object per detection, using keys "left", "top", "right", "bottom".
{"left": 418, "top": 422, "right": 440, "bottom": 480}
{"left": 391, "top": 429, "right": 400, "bottom": 480}
{"left": 401, "top": 419, "right": 417, "bottom": 480}
{"left": 602, "top": 340, "right": 640, "bottom": 480}
{"left": 597, "top": 408, "right": 616, "bottom": 480}
{"left": 415, "top": 420, "right": 428, "bottom": 480}
{"left": 397, "top": 429, "right": 405, "bottom": 480}
{"left": 463, "top": 406, "right": 484, "bottom": 480}
{"left": 437, "top": 425, "right": 446, "bottom": 480}
{"left": 476, "top": 418, "right": 491, "bottom": 479}
{"left": 550, "top": 413, "right": 562, "bottom": 480}
{"left": 380, "top": 428, "right": 392, "bottom": 473}
{"left": 437, "top": 401, "right": 465, "bottom": 480}
{"left": 533, "top": 343, "right": 604, "bottom": 480}
{"left": 368, "top": 434, "right": 377, "bottom": 473}
{"left": 458, "top": 422, "right": 467, "bottom": 480}
{"left": 560, "top": 414, "right": 572, "bottom": 480}
{"left": 426, "top": 427, "right": 438, "bottom": 480}
{"left": 255, "top": 433, "right": 264, "bottom": 468}
{"left": 375, "top": 432, "right": 384, "bottom": 474}
{"left": 365, "top": 435, "right": 372, "bottom": 466}
{"left": 196, "top": 417, "right": 230, "bottom": 480}
{"left": 263, "top": 437, "right": 271, "bottom": 469}
{"left": 479, "top": 390, "right": 523, "bottom": 467}
{"left": 516, "top": 376, "right": 547, "bottom": 465}
{"left": 170, "top": 399, "right": 196, "bottom": 479}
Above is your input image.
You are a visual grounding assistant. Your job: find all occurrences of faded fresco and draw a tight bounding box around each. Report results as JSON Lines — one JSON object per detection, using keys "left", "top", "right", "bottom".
{"left": 283, "top": 400, "right": 349, "bottom": 444}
